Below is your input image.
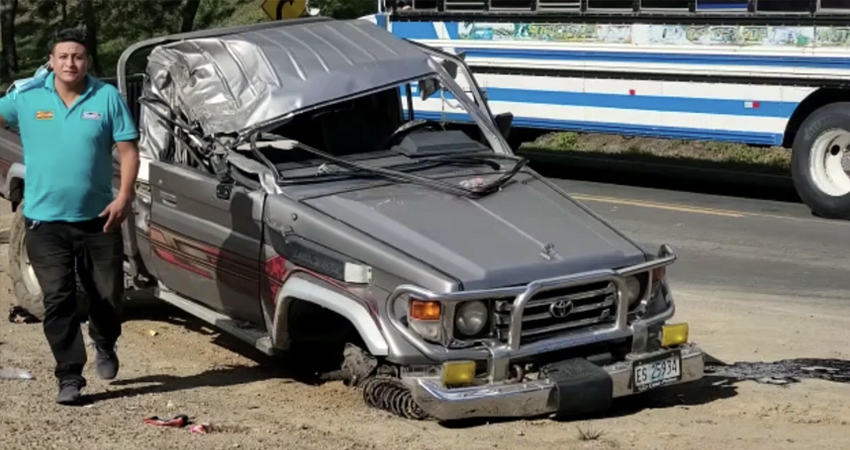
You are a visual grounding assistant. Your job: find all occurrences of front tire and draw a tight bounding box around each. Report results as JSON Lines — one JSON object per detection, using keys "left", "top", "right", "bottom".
{"left": 9, "top": 206, "right": 45, "bottom": 321}
{"left": 791, "top": 103, "right": 850, "bottom": 219}
{"left": 8, "top": 204, "right": 88, "bottom": 322}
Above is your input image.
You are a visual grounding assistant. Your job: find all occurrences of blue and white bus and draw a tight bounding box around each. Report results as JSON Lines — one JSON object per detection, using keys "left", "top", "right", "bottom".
{"left": 363, "top": 0, "right": 850, "bottom": 219}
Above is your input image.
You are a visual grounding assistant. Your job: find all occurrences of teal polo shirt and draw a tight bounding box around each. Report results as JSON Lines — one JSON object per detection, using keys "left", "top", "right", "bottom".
{"left": 0, "top": 72, "right": 138, "bottom": 222}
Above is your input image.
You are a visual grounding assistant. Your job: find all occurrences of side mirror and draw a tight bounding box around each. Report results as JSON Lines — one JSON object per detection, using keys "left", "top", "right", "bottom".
{"left": 494, "top": 112, "right": 513, "bottom": 141}
{"left": 418, "top": 78, "right": 440, "bottom": 100}
{"left": 439, "top": 53, "right": 465, "bottom": 80}
{"left": 441, "top": 59, "right": 459, "bottom": 79}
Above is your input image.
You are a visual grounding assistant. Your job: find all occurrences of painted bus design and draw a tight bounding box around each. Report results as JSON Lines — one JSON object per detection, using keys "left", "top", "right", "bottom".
{"left": 363, "top": 0, "right": 850, "bottom": 219}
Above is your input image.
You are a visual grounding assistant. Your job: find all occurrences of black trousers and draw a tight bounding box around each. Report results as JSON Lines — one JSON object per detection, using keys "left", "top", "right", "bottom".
{"left": 24, "top": 216, "right": 124, "bottom": 382}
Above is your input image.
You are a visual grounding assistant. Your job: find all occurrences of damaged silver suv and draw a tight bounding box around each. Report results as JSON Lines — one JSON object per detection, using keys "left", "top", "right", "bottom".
{"left": 0, "top": 17, "right": 704, "bottom": 422}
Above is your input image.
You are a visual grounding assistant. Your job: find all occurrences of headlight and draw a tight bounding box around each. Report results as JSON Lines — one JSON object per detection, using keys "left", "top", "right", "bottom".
{"left": 455, "top": 300, "right": 488, "bottom": 336}
{"left": 624, "top": 276, "right": 642, "bottom": 304}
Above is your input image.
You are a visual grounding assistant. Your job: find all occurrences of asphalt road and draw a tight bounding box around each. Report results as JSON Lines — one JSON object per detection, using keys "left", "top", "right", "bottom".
{"left": 553, "top": 178, "right": 850, "bottom": 304}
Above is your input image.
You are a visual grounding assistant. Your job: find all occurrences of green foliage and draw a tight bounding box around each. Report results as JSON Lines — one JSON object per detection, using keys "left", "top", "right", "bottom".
{"left": 1, "top": 0, "right": 377, "bottom": 88}
{"left": 312, "top": 0, "right": 376, "bottom": 19}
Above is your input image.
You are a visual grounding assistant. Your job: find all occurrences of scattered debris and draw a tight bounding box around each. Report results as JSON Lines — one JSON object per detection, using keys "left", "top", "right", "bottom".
{"left": 189, "top": 423, "right": 212, "bottom": 434}
{"left": 706, "top": 358, "right": 850, "bottom": 385}
{"left": 0, "top": 368, "right": 33, "bottom": 380}
{"left": 8, "top": 306, "right": 39, "bottom": 324}
{"left": 459, "top": 177, "right": 486, "bottom": 189}
{"left": 144, "top": 415, "right": 189, "bottom": 428}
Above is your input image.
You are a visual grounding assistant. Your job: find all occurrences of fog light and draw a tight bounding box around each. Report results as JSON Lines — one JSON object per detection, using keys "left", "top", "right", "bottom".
{"left": 442, "top": 361, "right": 476, "bottom": 387}
{"left": 661, "top": 323, "right": 689, "bottom": 347}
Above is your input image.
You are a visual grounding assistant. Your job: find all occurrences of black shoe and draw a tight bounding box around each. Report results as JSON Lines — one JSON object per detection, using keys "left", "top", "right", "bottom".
{"left": 57, "top": 378, "right": 86, "bottom": 405}
{"left": 95, "top": 344, "right": 119, "bottom": 380}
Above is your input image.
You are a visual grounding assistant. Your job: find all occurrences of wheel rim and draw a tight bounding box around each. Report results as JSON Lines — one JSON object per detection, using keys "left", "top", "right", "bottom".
{"left": 20, "top": 243, "right": 42, "bottom": 296}
{"left": 809, "top": 129, "right": 850, "bottom": 197}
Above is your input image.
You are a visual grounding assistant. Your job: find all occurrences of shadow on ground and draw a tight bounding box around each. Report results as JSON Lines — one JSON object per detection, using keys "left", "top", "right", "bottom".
{"left": 438, "top": 352, "right": 850, "bottom": 429}
{"left": 53, "top": 292, "right": 344, "bottom": 406}
{"left": 24, "top": 296, "right": 850, "bottom": 417}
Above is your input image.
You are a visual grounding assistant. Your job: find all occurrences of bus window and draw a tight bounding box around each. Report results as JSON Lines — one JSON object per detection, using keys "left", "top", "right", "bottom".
{"left": 695, "top": 0, "right": 748, "bottom": 10}
{"left": 411, "top": 0, "right": 439, "bottom": 9}
{"left": 445, "top": 0, "right": 487, "bottom": 10}
{"left": 490, "top": 0, "right": 534, "bottom": 10}
{"left": 536, "top": 0, "right": 581, "bottom": 10}
{"left": 820, "top": 0, "right": 850, "bottom": 10}
{"left": 754, "top": 0, "right": 810, "bottom": 12}
{"left": 641, "top": 0, "right": 690, "bottom": 9}
{"left": 587, "top": 0, "right": 633, "bottom": 10}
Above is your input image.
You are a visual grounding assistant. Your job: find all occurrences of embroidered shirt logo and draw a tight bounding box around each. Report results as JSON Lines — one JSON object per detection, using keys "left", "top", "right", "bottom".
{"left": 82, "top": 111, "right": 102, "bottom": 120}
{"left": 35, "top": 111, "right": 54, "bottom": 120}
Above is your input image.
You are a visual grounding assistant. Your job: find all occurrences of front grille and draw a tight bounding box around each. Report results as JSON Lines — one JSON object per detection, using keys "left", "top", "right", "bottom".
{"left": 494, "top": 280, "right": 617, "bottom": 346}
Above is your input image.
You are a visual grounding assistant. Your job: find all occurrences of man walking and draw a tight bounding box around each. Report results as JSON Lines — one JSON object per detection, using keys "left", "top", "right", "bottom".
{"left": 0, "top": 29, "right": 139, "bottom": 405}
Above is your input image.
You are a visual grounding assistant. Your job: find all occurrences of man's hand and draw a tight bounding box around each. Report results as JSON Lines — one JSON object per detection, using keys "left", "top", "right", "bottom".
{"left": 99, "top": 193, "right": 131, "bottom": 233}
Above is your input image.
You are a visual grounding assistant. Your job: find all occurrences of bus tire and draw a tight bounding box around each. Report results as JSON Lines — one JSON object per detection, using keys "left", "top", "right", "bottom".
{"left": 791, "top": 102, "right": 850, "bottom": 219}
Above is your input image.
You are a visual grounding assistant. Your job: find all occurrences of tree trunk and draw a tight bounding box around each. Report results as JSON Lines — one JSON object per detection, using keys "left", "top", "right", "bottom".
{"left": 82, "top": 0, "right": 100, "bottom": 75}
{"left": 61, "top": 0, "right": 67, "bottom": 27}
{"left": 180, "top": 0, "right": 202, "bottom": 33}
{"left": 0, "top": 0, "right": 19, "bottom": 80}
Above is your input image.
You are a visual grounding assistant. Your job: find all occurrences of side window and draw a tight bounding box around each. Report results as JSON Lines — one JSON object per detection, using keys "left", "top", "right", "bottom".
{"left": 640, "top": 0, "right": 690, "bottom": 9}
{"left": 587, "top": 0, "right": 633, "bottom": 9}
{"left": 755, "top": 0, "right": 810, "bottom": 12}
{"left": 820, "top": 0, "right": 850, "bottom": 9}
{"left": 695, "top": 0, "right": 748, "bottom": 10}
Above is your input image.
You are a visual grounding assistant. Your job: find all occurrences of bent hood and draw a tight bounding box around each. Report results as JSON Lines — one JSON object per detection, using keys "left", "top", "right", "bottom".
{"left": 302, "top": 174, "right": 646, "bottom": 290}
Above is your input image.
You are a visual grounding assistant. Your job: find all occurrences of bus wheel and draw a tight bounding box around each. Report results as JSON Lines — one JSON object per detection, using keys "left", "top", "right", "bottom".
{"left": 791, "top": 103, "right": 850, "bottom": 219}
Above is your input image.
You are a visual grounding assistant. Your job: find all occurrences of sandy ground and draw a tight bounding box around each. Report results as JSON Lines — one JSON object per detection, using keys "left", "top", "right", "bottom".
{"left": 1, "top": 225, "right": 850, "bottom": 450}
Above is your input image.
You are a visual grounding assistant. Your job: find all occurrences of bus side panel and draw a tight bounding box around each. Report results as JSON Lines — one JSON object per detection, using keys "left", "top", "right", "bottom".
{"left": 383, "top": 18, "right": 844, "bottom": 147}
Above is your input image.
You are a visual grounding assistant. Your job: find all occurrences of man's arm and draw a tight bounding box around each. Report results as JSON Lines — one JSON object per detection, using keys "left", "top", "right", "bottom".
{"left": 100, "top": 88, "right": 141, "bottom": 232}
{"left": 115, "top": 140, "right": 140, "bottom": 202}
{"left": 111, "top": 90, "right": 140, "bottom": 203}
{"left": 0, "top": 94, "right": 19, "bottom": 130}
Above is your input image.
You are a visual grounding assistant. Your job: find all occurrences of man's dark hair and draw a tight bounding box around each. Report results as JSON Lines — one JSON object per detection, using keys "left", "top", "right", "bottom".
{"left": 50, "top": 28, "right": 87, "bottom": 54}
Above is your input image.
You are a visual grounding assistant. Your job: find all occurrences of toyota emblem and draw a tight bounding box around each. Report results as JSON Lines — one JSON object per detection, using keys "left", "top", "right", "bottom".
{"left": 549, "top": 300, "right": 574, "bottom": 318}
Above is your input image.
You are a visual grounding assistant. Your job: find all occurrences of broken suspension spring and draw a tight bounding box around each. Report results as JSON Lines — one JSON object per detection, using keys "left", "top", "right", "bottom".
{"left": 360, "top": 376, "right": 429, "bottom": 421}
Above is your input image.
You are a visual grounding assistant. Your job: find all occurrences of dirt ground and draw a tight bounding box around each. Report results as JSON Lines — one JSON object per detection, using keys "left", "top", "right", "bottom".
{"left": 2, "top": 227, "right": 850, "bottom": 449}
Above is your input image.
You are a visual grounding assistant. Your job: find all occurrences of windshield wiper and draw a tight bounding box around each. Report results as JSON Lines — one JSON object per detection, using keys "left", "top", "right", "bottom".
{"left": 249, "top": 132, "right": 527, "bottom": 198}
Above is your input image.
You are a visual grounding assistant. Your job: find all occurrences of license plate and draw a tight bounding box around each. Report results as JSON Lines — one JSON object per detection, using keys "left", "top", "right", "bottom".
{"left": 633, "top": 350, "right": 682, "bottom": 393}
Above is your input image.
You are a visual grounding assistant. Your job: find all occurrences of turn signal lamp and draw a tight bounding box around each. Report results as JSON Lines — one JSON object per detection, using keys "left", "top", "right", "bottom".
{"left": 410, "top": 300, "right": 441, "bottom": 321}
{"left": 661, "top": 323, "right": 689, "bottom": 348}
{"left": 442, "top": 361, "right": 476, "bottom": 387}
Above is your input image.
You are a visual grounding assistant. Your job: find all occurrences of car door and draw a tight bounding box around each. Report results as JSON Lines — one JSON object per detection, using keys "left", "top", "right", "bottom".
{"left": 148, "top": 160, "right": 265, "bottom": 327}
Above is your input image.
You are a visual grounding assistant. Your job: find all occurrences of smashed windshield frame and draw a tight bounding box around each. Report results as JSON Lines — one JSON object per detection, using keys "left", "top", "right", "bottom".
{"left": 216, "top": 40, "right": 525, "bottom": 198}
{"left": 237, "top": 68, "right": 527, "bottom": 198}
{"left": 234, "top": 46, "right": 512, "bottom": 158}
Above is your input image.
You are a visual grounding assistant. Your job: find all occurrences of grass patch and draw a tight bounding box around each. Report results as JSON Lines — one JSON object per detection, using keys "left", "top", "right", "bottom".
{"left": 520, "top": 132, "right": 792, "bottom": 176}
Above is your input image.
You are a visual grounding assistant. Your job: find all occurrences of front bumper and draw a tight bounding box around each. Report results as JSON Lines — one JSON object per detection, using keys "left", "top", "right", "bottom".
{"left": 406, "top": 344, "right": 704, "bottom": 421}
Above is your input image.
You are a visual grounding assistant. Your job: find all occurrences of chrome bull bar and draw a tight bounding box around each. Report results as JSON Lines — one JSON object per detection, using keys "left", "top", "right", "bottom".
{"left": 386, "top": 244, "right": 678, "bottom": 382}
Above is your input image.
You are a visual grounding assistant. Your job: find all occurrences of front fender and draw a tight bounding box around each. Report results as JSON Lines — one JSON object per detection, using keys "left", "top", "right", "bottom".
{"left": 271, "top": 274, "right": 390, "bottom": 356}
{"left": 3, "top": 162, "right": 24, "bottom": 205}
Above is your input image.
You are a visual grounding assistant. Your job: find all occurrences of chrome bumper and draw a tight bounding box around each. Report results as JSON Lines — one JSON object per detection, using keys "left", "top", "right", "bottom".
{"left": 407, "top": 344, "right": 705, "bottom": 421}
{"left": 387, "top": 245, "right": 679, "bottom": 382}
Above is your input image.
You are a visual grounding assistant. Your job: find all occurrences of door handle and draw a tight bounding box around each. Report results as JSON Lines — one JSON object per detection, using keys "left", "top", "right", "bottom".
{"left": 160, "top": 191, "right": 177, "bottom": 207}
